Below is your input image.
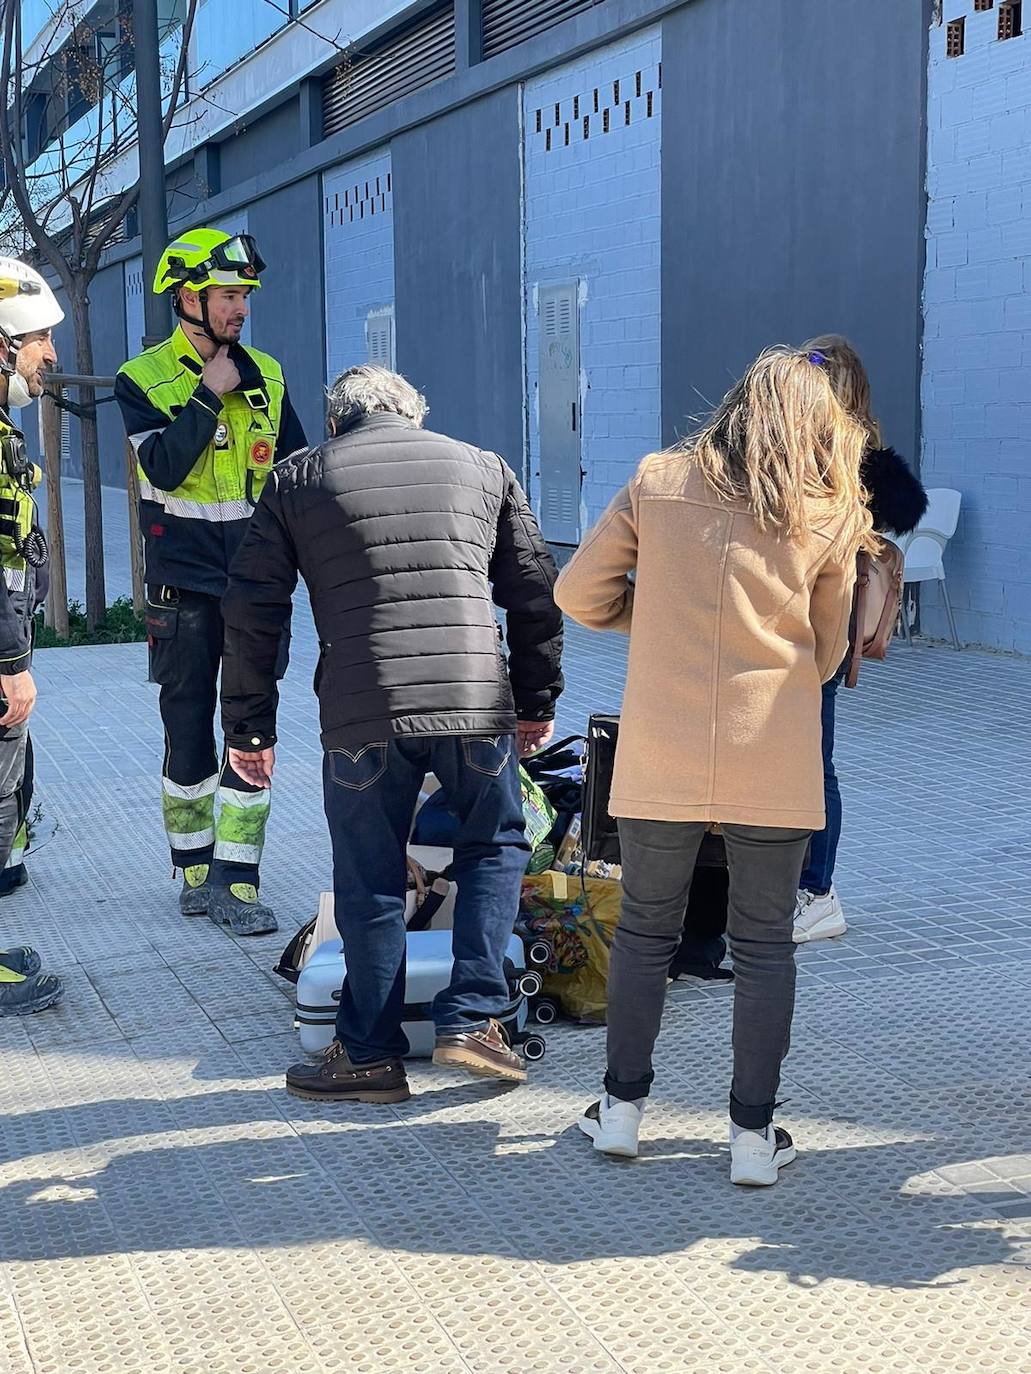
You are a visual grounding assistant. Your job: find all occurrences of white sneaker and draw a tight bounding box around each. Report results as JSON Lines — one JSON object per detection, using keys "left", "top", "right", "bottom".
{"left": 729, "top": 1121, "right": 797, "bottom": 1186}
{"left": 793, "top": 888, "right": 847, "bottom": 943}
{"left": 578, "top": 1095, "right": 644, "bottom": 1158}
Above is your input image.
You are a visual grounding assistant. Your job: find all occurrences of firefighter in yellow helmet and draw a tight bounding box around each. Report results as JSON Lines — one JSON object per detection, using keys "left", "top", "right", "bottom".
{"left": 0, "top": 258, "right": 63, "bottom": 1014}
{"left": 114, "top": 229, "right": 307, "bottom": 936}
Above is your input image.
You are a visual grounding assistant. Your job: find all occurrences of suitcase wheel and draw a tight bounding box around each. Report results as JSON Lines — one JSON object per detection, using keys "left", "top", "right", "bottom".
{"left": 517, "top": 970, "right": 543, "bottom": 998}
{"left": 521, "top": 1034, "right": 547, "bottom": 1062}
{"left": 532, "top": 998, "right": 558, "bottom": 1026}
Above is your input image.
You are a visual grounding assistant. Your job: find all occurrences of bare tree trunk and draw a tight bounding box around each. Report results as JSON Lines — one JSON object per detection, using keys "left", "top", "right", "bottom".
{"left": 68, "top": 287, "right": 106, "bottom": 629}
{"left": 40, "top": 393, "right": 69, "bottom": 640}
{"left": 125, "top": 439, "right": 145, "bottom": 614}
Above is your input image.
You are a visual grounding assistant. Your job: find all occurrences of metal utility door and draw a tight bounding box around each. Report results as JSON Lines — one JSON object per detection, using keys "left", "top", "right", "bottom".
{"left": 538, "top": 282, "right": 581, "bottom": 544}
{"left": 366, "top": 305, "right": 395, "bottom": 368}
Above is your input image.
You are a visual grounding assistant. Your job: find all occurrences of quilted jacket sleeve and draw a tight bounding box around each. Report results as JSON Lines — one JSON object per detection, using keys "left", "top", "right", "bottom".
{"left": 220, "top": 472, "right": 299, "bottom": 749}
{"left": 488, "top": 462, "right": 565, "bottom": 722}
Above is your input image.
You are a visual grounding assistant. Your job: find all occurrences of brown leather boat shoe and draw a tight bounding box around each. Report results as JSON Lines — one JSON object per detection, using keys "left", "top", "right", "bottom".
{"left": 285, "top": 1040, "right": 410, "bottom": 1103}
{"left": 432, "top": 1018, "right": 527, "bottom": 1083}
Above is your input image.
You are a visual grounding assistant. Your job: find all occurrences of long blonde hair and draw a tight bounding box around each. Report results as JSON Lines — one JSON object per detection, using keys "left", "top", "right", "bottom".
{"left": 801, "top": 334, "right": 883, "bottom": 449}
{"left": 682, "top": 346, "right": 876, "bottom": 557}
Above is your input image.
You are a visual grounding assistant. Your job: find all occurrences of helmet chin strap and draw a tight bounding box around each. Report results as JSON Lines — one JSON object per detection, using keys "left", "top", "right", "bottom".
{"left": 174, "top": 287, "right": 224, "bottom": 348}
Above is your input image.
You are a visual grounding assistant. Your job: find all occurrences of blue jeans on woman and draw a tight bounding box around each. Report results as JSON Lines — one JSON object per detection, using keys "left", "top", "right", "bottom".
{"left": 322, "top": 734, "right": 530, "bottom": 1063}
{"left": 799, "top": 671, "right": 843, "bottom": 896}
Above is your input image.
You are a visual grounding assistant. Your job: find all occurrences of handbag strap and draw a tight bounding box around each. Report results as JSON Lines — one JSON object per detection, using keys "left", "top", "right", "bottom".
{"left": 406, "top": 856, "right": 428, "bottom": 906}
{"left": 845, "top": 551, "right": 868, "bottom": 690}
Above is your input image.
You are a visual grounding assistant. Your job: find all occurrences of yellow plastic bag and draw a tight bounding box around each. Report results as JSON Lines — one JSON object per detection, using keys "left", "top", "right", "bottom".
{"left": 516, "top": 870, "right": 622, "bottom": 1024}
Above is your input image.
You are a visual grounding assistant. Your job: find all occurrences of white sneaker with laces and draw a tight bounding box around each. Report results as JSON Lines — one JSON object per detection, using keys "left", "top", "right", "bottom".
{"left": 793, "top": 888, "right": 847, "bottom": 943}
{"left": 578, "top": 1095, "right": 644, "bottom": 1158}
{"left": 729, "top": 1121, "right": 797, "bottom": 1186}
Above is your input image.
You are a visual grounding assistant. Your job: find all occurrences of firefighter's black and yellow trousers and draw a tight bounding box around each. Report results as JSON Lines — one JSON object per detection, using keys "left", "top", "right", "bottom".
{"left": 148, "top": 587, "right": 271, "bottom": 887}
{"left": 0, "top": 723, "right": 29, "bottom": 876}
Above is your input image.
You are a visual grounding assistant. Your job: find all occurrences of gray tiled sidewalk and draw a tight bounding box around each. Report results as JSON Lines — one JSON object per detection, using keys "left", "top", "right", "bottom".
{"left": 0, "top": 486, "right": 1029, "bottom": 1373}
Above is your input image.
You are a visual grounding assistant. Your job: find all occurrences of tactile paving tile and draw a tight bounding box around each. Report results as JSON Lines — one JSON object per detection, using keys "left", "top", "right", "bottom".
{"left": 1, "top": 490, "right": 1027, "bottom": 1373}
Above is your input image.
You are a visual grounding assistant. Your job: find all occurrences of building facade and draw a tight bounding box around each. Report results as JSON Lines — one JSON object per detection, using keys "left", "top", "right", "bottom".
{"left": 923, "top": 0, "right": 1031, "bottom": 653}
{"left": 19, "top": 1, "right": 939, "bottom": 620}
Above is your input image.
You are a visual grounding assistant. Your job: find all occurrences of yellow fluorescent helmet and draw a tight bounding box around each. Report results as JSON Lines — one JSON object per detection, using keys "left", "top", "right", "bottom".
{"left": 153, "top": 227, "right": 266, "bottom": 294}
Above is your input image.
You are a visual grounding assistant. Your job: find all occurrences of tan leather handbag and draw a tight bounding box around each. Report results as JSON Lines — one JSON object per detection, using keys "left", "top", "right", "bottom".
{"left": 845, "top": 541, "right": 905, "bottom": 688}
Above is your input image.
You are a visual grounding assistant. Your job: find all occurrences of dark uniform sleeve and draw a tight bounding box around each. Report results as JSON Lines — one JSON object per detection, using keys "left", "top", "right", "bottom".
{"left": 221, "top": 473, "right": 299, "bottom": 749}
{"left": 0, "top": 583, "right": 32, "bottom": 676}
{"left": 275, "top": 388, "right": 308, "bottom": 463}
{"left": 114, "top": 370, "right": 223, "bottom": 491}
{"left": 488, "top": 461, "right": 564, "bottom": 722}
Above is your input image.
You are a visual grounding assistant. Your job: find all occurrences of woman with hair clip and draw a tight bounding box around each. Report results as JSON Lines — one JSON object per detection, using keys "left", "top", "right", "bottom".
{"left": 793, "top": 337, "right": 927, "bottom": 944}
{"left": 555, "top": 347, "right": 875, "bottom": 1185}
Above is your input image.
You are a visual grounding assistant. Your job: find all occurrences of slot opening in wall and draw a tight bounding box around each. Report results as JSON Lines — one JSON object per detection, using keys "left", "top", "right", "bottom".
{"left": 946, "top": 16, "right": 965, "bottom": 54}
{"left": 999, "top": 2, "right": 1022, "bottom": 37}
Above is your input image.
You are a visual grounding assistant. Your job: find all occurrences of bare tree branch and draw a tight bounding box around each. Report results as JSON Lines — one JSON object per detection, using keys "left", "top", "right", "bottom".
{"left": 163, "top": 0, "right": 199, "bottom": 138}
{"left": 0, "top": 0, "right": 74, "bottom": 291}
{"left": 85, "top": 0, "right": 199, "bottom": 272}
{"left": 259, "top": 0, "right": 347, "bottom": 56}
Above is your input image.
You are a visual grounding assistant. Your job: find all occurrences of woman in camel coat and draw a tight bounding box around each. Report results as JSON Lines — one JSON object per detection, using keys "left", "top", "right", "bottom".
{"left": 555, "top": 346, "right": 874, "bottom": 1185}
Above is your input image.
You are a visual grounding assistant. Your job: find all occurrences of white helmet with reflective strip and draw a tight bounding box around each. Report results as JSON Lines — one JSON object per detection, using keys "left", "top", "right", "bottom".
{"left": 0, "top": 258, "right": 64, "bottom": 343}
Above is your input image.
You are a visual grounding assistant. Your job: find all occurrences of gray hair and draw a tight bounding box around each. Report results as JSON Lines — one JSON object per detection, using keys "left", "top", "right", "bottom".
{"left": 326, "top": 364, "right": 428, "bottom": 429}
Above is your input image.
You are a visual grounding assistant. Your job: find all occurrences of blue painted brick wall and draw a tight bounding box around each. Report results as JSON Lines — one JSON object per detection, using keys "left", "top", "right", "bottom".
{"left": 323, "top": 151, "right": 394, "bottom": 384}
{"left": 923, "top": 5, "right": 1031, "bottom": 651}
{"left": 523, "top": 27, "right": 662, "bottom": 539}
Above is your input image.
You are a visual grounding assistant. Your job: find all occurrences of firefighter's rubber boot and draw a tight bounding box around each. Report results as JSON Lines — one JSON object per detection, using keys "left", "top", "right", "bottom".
{"left": 207, "top": 883, "right": 277, "bottom": 936}
{"left": 0, "top": 946, "right": 41, "bottom": 977}
{"left": 179, "top": 864, "right": 213, "bottom": 916}
{"left": 0, "top": 962, "right": 62, "bottom": 1016}
{"left": 0, "top": 863, "right": 28, "bottom": 897}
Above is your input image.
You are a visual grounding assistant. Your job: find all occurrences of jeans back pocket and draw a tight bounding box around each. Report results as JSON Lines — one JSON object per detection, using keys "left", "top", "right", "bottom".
{"left": 462, "top": 735, "right": 512, "bottom": 777}
{"left": 328, "top": 743, "right": 388, "bottom": 791}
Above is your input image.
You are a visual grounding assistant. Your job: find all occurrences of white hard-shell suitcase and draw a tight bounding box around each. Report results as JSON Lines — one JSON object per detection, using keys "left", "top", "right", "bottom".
{"left": 294, "top": 929, "right": 546, "bottom": 1060}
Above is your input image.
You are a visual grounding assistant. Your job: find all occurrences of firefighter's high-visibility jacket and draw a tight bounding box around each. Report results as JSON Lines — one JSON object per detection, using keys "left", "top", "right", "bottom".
{"left": 0, "top": 406, "right": 46, "bottom": 676}
{"left": 115, "top": 326, "right": 307, "bottom": 595}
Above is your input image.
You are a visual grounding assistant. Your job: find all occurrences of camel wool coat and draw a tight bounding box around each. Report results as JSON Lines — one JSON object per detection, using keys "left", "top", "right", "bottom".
{"left": 554, "top": 453, "right": 859, "bottom": 830}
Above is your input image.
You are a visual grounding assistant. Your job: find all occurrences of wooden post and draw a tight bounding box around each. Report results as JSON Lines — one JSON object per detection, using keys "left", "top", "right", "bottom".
{"left": 41, "top": 393, "right": 69, "bottom": 641}
{"left": 125, "top": 439, "right": 145, "bottom": 614}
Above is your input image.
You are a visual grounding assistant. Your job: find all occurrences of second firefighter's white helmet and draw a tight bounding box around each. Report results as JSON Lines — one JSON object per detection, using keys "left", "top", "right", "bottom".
{"left": 0, "top": 258, "right": 64, "bottom": 343}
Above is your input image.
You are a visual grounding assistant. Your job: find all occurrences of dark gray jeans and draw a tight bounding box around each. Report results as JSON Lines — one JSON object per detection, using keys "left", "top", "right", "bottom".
{"left": 606, "top": 818, "right": 811, "bottom": 1130}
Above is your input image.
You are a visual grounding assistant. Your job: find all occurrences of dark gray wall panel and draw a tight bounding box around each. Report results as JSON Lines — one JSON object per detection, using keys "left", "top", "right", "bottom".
{"left": 392, "top": 88, "right": 524, "bottom": 472}
{"left": 245, "top": 174, "right": 326, "bottom": 447}
{"left": 661, "top": 0, "right": 929, "bottom": 465}
{"left": 219, "top": 100, "right": 303, "bottom": 193}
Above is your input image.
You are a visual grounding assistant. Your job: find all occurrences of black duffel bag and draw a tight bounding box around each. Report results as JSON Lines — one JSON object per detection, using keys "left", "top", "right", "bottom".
{"left": 581, "top": 713, "right": 731, "bottom": 982}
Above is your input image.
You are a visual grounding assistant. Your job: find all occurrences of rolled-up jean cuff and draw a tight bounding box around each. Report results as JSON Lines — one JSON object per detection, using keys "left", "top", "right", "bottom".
{"left": 729, "top": 1092, "right": 775, "bottom": 1130}
{"left": 605, "top": 1070, "right": 654, "bottom": 1102}
{"left": 435, "top": 1019, "right": 488, "bottom": 1038}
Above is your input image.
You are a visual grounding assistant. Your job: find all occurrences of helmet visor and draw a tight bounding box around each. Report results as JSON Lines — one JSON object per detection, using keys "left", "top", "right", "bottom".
{"left": 210, "top": 234, "right": 266, "bottom": 279}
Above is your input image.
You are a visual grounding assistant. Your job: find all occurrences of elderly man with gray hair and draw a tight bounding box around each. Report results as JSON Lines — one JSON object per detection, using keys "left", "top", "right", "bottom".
{"left": 221, "top": 365, "right": 564, "bottom": 1103}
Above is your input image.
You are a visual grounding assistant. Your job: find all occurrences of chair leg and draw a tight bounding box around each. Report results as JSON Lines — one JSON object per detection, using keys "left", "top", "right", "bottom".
{"left": 901, "top": 586, "right": 913, "bottom": 645}
{"left": 940, "top": 578, "right": 961, "bottom": 651}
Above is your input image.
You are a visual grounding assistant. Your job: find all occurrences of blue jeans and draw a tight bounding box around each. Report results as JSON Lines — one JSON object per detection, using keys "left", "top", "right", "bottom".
{"left": 799, "top": 673, "right": 842, "bottom": 896}
{"left": 322, "top": 735, "right": 530, "bottom": 1062}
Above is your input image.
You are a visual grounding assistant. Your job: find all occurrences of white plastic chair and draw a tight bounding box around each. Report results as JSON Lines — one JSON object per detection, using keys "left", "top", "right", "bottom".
{"left": 895, "top": 488, "right": 962, "bottom": 650}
